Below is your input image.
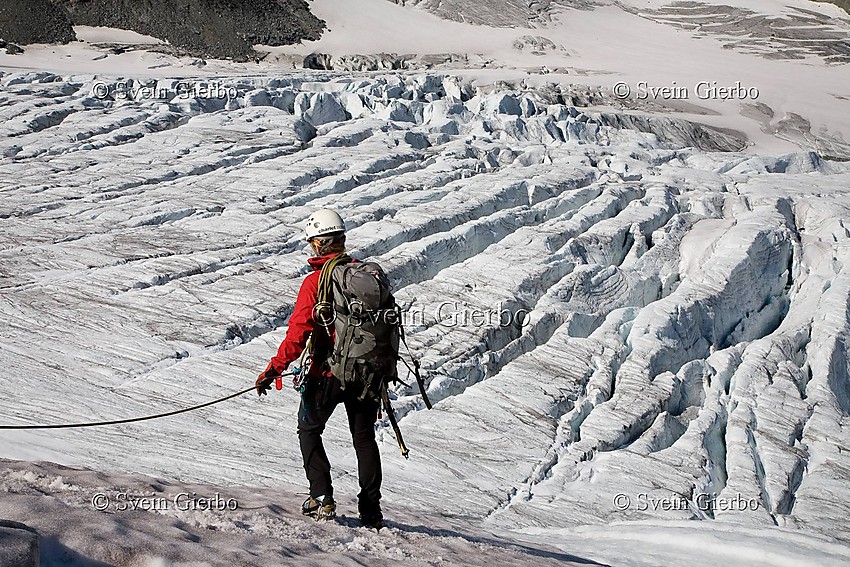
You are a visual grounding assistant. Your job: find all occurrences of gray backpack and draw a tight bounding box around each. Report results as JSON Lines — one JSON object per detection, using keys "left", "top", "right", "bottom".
{"left": 315, "top": 254, "right": 432, "bottom": 458}
{"left": 327, "top": 261, "right": 400, "bottom": 398}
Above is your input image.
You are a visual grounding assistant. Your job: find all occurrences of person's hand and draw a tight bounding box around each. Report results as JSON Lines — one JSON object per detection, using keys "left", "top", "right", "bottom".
{"left": 256, "top": 364, "right": 281, "bottom": 396}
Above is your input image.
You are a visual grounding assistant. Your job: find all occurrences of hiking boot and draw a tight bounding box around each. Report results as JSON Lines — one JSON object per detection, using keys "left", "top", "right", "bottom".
{"left": 302, "top": 495, "right": 336, "bottom": 520}
{"left": 359, "top": 512, "right": 384, "bottom": 530}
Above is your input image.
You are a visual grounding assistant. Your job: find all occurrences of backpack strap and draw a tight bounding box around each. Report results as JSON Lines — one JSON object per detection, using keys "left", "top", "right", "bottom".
{"left": 314, "top": 253, "right": 351, "bottom": 330}
{"left": 336, "top": 315, "right": 359, "bottom": 392}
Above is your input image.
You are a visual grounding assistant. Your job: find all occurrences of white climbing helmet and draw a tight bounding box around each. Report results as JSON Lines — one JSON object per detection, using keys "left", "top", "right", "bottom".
{"left": 304, "top": 209, "right": 345, "bottom": 241}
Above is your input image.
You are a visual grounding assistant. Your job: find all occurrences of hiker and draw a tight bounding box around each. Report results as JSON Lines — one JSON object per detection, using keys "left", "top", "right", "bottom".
{"left": 255, "top": 209, "right": 384, "bottom": 529}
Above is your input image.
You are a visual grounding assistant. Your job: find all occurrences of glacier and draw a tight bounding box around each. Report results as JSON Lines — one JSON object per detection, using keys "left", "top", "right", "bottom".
{"left": 1, "top": 0, "right": 850, "bottom": 565}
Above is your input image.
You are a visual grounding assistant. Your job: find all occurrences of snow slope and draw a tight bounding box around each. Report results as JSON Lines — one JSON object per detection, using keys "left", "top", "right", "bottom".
{"left": 1, "top": 1, "right": 850, "bottom": 565}
{"left": 1, "top": 459, "right": 596, "bottom": 566}
{"left": 267, "top": 0, "right": 850, "bottom": 157}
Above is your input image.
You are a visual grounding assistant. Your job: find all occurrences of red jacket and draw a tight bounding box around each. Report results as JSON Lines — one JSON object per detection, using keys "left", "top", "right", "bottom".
{"left": 267, "top": 253, "right": 342, "bottom": 378}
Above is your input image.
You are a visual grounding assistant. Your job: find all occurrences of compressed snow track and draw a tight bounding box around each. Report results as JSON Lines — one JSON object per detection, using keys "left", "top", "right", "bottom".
{"left": 0, "top": 459, "right": 597, "bottom": 567}
{"left": 1, "top": 70, "right": 850, "bottom": 566}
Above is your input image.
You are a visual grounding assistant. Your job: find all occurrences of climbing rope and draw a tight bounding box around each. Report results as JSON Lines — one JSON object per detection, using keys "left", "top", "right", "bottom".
{"left": 0, "top": 375, "right": 292, "bottom": 430}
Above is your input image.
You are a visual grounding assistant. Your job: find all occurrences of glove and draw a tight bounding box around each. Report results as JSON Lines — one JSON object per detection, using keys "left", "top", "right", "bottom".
{"left": 256, "top": 363, "right": 281, "bottom": 397}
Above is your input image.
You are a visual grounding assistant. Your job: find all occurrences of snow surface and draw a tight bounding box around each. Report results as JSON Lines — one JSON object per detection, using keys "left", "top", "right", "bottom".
{"left": 73, "top": 26, "right": 166, "bottom": 46}
{"left": 267, "top": 0, "right": 850, "bottom": 157}
{"left": 1, "top": 1, "right": 850, "bottom": 565}
{"left": 1, "top": 459, "right": 596, "bottom": 566}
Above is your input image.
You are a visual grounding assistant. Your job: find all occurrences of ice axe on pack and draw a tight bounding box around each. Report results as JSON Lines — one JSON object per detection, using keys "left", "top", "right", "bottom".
{"left": 381, "top": 326, "right": 433, "bottom": 459}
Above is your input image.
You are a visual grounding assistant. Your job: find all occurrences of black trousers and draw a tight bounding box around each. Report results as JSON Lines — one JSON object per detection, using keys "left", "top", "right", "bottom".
{"left": 297, "top": 374, "right": 382, "bottom": 516}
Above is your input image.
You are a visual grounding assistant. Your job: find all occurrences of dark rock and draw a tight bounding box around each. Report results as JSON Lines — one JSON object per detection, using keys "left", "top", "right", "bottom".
{"left": 404, "top": 131, "right": 431, "bottom": 149}
{"left": 819, "top": 0, "right": 850, "bottom": 15}
{"left": 54, "top": 0, "right": 325, "bottom": 60}
{"left": 303, "top": 53, "right": 334, "bottom": 70}
{"left": 0, "top": 0, "right": 76, "bottom": 45}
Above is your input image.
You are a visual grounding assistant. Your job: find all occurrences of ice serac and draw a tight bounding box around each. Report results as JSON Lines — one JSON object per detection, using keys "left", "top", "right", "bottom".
{"left": 788, "top": 215, "right": 850, "bottom": 537}
{"left": 591, "top": 112, "right": 747, "bottom": 152}
{"left": 303, "top": 52, "right": 410, "bottom": 71}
